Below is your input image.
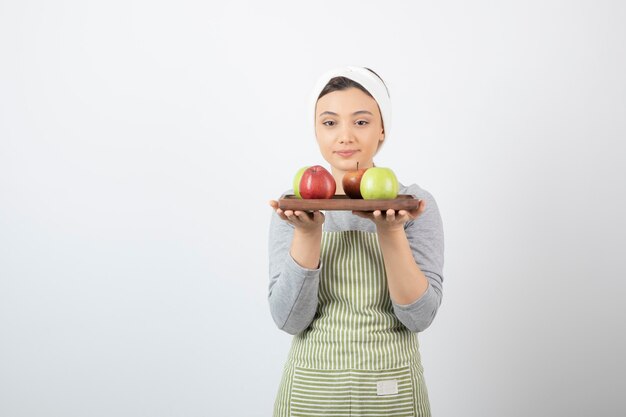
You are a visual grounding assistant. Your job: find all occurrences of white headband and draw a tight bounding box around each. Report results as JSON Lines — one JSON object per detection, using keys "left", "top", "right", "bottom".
{"left": 308, "top": 66, "right": 392, "bottom": 146}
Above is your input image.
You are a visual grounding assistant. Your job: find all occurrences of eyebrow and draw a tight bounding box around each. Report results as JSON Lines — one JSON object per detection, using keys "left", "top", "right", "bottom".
{"left": 318, "top": 110, "right": 373, "bottom": 117}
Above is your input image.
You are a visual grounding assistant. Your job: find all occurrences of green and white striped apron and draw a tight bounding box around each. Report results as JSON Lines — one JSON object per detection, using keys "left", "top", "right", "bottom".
{"left": 273, "top": 230, "right": 431, "bottom": 417}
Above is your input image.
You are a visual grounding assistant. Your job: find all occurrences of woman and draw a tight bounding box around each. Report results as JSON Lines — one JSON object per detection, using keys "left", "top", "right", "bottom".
{"left": 268, "top": 66, "right": 445, "bottom": 416}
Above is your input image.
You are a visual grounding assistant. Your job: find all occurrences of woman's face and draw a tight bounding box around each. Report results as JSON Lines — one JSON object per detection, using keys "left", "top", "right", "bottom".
{"left": 314, "top": 87, "right": 385, "bottom": 175}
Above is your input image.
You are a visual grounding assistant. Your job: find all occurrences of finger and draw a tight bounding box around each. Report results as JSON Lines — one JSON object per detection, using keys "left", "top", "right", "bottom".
{"left": 398, "top": 209, "right": 410, "bottom": 221}
{"left": 313, "top": 210, "right": 325, "bottom": 223}
{"left": 283, "top": 210, "right": 297, "bottom": 222}
{"left": 294, "top": 210, "right": 313, "bottom": 222}
{"left": 270, "top": 200, "right": 284, "bottom": 217}
{"left": 372, "top": 210, "right": 383, "bottom": 221}
{"left": 275, "top": 209, "right": 290, "bottom": 221}
{"left": 403, "top": 209, "right": 419, "bottom": 220}
{"left": 404, "top": 201, "right": 425, "bottom": 221}
{"left": 419, "top": 199, "right": 426, "bottom": 213}
{"left": 386, "top": 209, "right": 396, "bottom": 222}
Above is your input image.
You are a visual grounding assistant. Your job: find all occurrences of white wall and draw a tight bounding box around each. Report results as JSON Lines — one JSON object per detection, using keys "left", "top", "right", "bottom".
{"left": 1, "top": 1, "right": 624, "bottom": 416}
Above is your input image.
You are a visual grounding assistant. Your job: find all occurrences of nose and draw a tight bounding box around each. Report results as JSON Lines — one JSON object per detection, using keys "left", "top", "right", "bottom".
{"left": 338, "top": 124, "right": 355, "bottom": 144}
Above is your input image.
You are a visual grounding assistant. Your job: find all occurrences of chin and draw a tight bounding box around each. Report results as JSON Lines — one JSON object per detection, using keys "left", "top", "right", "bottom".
{"left": 334, "top": 159, "right": 358, "bottom": 171}
{"left": 337, "top": 157, "right": 371, "bottom": 169}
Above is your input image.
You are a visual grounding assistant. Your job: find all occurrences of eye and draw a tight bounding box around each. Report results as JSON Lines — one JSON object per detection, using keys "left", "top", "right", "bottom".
{"left": 322, "top": 120, "right": 335, "bottom": 127}
{"left": 356, "top": 120, "right": 369, "bottom": 126}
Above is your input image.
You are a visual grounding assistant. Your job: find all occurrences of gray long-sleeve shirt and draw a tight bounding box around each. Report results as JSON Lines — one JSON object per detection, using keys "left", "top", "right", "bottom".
{"left": 268, "top": 182, "right": 444, "bottom": 335}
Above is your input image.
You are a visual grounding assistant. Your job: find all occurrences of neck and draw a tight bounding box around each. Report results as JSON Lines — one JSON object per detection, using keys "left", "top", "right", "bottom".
{"left": 332, "top": 168, "right": 347, "bottom": 194}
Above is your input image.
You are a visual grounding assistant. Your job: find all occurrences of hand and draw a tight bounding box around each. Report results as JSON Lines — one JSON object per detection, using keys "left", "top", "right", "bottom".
{"left": 352, "top": 199, "right": 426, "bottom": 232}
{"left": 269, "top": 200, "right": 325, "bottom": 233}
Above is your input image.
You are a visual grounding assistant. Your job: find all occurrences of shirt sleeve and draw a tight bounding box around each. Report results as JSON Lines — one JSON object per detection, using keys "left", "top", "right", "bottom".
{"left": 391, "top": 187, "right": 445, "bottom": 333}
{"left": 267, "top": 204, "right": 322, "bottom": 335}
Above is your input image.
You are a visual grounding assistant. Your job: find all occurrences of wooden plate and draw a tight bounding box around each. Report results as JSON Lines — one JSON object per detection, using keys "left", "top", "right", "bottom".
{"left": 277, "top": 194, "right": 421, "bottom": 211}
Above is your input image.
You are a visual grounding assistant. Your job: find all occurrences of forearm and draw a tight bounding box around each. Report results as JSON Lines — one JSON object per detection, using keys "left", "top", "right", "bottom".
{"left": 290, "top": 228, "right": 322, "bottom": 269}
{"left": 268, "top": 255, "right": 320, "bottom": 335}
{"left": 267, "top": 213, "right": 322, "bottom": 334}
{"left": 377, "top": 228, "right": 429, "bottom": 305}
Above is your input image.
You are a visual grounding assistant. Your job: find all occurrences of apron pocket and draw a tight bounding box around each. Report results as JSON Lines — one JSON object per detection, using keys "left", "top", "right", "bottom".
{"left": 290, "top": 367, "right": 352, "bottom": 416}
{"left": 349, "top": 366, "right": 416, "bottom": 416}
{"left": 289, "top": 366, "right": 416, "bottom": 417}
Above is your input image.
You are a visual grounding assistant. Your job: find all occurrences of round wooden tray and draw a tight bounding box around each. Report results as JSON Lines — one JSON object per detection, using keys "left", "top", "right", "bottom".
{"left": 277, "top": 194, "right": 421, "bottom": 211}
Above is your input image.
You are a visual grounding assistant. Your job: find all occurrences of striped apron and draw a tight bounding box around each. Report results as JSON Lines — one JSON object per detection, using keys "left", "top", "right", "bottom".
{"left": 273, "top": 230, "right": 431, "bottom": 417}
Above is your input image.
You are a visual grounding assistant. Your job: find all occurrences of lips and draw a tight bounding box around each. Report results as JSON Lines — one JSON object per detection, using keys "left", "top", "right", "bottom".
{"left": 335, "top": 150, "right": 358, "bottom": 157}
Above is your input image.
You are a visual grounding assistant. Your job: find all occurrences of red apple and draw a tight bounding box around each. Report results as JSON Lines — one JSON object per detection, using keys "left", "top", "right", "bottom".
{"left": 299, "top": 165, "right": 336, "bottom": 199}
{"left": 342, "top": 162, "right": 368, "bottom": 199}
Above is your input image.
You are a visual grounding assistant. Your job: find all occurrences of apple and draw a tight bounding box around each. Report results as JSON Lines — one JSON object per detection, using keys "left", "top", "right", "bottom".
{"left": 292, "top": 165, "right": 310, "bottom": 199}
{"left": 342, "top": 162, "right": 368, "bottom": 199}
{"left": 299, "top": 165, "right": 336, "bottom": 199}
{"left": 360, "top": 167, "right": 399, "bottom": 199}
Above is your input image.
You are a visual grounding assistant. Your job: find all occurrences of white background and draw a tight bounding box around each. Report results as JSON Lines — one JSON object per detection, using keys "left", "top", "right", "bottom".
{"left": 1, "top": 1, "right": 625, "bottom": 416}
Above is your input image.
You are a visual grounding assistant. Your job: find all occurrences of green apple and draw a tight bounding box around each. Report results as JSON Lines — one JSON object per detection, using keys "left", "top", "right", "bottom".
{"left": 360, "top": 167, "right": 399, "bottom": 199}
{"left": 292, "top": 166, "right": 310, "bottom": 199}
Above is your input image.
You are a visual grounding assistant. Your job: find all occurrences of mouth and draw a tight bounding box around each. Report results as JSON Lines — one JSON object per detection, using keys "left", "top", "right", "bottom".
{"left": 335, "top": 150, "right": 359, "bottom": 158}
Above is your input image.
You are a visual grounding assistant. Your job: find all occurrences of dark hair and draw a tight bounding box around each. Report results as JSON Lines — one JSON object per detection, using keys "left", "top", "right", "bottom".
{"left": 317, "top": 68, "right": 388, "bottom": 132}
{"left": 317, "top": 67, "right": 389, "bottom": 101}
